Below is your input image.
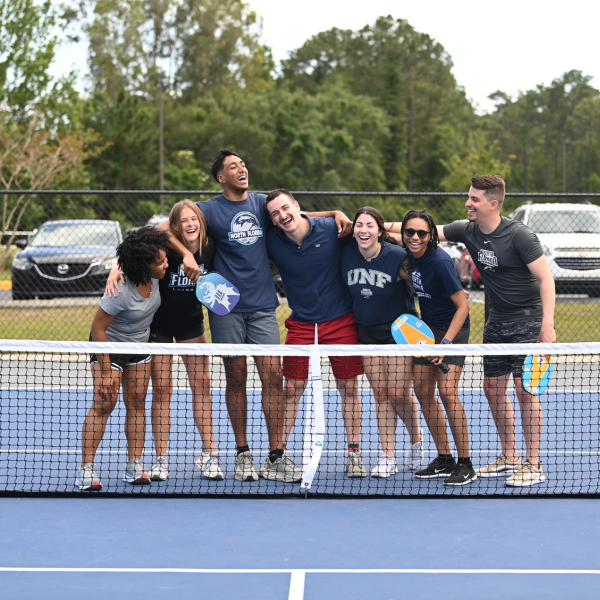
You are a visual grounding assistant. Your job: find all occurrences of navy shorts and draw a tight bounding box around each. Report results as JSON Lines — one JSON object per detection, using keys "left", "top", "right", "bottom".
{"left": 413, "top": 323, "right": 470, "bottom": 368}
{"left": 149, "top": 324, "right": 205, "bottom": 343}
{"left": 483, "top": 317, "right": 542, "bottom": 378}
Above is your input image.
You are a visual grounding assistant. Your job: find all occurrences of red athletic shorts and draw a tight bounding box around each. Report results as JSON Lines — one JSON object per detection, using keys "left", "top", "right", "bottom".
{"left": 283, "top": 312, "right": 363, "bottom": 380}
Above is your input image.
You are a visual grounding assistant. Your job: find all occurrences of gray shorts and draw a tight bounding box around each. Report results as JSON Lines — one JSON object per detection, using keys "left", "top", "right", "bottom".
{"left": 483, "top": 317, "right": 543, "bottom": 378}
{"left": 208, "top": 310, "right": 280, "bottom": 345}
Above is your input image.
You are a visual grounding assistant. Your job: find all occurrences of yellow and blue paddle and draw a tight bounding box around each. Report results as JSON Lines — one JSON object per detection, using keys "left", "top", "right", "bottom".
{"left": 391, "top": 314, "right": 450, "bottom": 374}
{"left": 522, "top": 354, "right": 553, "bottom": 395}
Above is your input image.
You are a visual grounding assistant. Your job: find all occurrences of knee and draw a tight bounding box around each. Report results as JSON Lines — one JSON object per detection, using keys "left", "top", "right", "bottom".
{"left": 91, "top": 400, "right": 116, "bottom": 418}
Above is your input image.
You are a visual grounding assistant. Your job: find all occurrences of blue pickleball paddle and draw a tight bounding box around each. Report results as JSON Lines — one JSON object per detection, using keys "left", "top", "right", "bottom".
{"left": 391, "top": 314, "right": 450, "bottom": 374}
{"left": 522, "top": 353, "right": 553, "bottom": 395}
{"left": 196, "top": 272, "right": 241, "bottom": 316}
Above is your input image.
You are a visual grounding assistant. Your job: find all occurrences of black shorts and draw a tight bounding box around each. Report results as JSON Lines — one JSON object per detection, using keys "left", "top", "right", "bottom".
{"left": 413, "top": 323, "right": 470, "bottom": 368}
{"left": 88, "top": 334, "right": 151, "bottom": 372}
{"left": 149, "top": 324, "right": 205, "bottom": 343}
{"left": 483, "top": 317, "right": 543, "bottom": 378}
{"left": 356, "top": 320, "right": 396, "bottom": 345}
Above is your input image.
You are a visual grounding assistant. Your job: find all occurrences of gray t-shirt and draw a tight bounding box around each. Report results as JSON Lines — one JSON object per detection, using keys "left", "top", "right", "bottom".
{"left": 443, "top": 217, "right": 544, "bottom": 323}
{"left": 99, "top": 278, "right": 161, "bottom": 343}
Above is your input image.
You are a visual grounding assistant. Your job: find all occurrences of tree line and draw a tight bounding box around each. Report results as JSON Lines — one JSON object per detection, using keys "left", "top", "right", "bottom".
{"left": 2, "top": 0, "right": 600, "bottom": 238}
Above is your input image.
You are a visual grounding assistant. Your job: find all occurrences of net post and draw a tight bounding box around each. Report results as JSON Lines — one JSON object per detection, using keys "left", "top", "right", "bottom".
{"left": 300, "top": 344, "right": 325, "bottom": 494}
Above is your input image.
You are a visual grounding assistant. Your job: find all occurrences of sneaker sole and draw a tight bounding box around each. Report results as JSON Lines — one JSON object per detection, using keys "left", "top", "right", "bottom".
{"left": 414, "top": 472, "right": 452, "bottom": 479}
{"left": 371, "top": 472, "right": 397, "bottom": 478}
{"left": 203, "top": 472, "right": 225, "bottom": 481}
{"left": 263, "top": 475, "right": 302, "bottom": 483}
{"left": 149, "top": 473, "right": 168, "bottom": 481}
{"left": 476, "top": 468, "right": 519, "bottom": 478}
{"left": 444, "top": 475, "right": 478, "bottom": 486}
{"left": 346, "top": 473, "right": 368, "bottom": 478}
{"left": 76, "top": 482, "right": 103, "bottom": 491}
{"left": 505, "top": 475, "right": 546, "bottom": 487}
{"left": 234, "top": 474, "right": 259, "bottom": 482}
{"left": 123, "top": 475, "right": 151, "bottom": 485}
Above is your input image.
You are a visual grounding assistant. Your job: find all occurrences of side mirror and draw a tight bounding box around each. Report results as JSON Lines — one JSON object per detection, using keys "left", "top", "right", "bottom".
{"left": 15, "top": 239, "right": 28, "bottom": 249}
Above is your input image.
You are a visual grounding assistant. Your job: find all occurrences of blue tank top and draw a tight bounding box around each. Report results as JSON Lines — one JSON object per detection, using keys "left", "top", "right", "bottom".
{"left": 341, "top": 241, "right": 416, "bottom": 325}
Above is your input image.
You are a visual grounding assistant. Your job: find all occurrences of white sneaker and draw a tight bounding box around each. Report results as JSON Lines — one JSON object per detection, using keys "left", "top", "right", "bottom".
{"left": 195, "top": 452, "right": 224, "bottom": 480}
{"left": 371, "top": 453, "right": 398, "bottom": 478}
{"left": 149, "top": 457, "right": 169, "bottom": 481}
{"left": 234, "top": 450, "right": 259, "bottom": 482}
{"left": 404, "top": 437, "right": 425, "bottom": 470}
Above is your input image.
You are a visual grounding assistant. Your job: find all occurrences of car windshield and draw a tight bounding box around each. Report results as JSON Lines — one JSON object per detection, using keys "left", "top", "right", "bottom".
{"left": 30, "top": 223, "right": 119, "bottom": 248}
{"left": 528, "top": 210, "right": 600, "bottom": 234}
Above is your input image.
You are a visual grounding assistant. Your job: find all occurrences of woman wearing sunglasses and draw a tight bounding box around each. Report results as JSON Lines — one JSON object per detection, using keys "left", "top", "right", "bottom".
{"left": 399, "top": 209, "right": 474, "bottom": 486}
{"left": 341, "top": 206, "right": 424, "bottom": 478}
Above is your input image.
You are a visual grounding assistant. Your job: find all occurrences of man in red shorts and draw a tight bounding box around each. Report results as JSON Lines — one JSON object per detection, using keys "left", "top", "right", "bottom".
{"left": 264, "top": 189, "right": 366, "bottom": 478}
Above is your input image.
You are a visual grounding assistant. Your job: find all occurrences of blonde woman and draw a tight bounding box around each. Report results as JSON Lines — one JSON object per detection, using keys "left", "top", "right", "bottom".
{"left": 106, "top": 200, "right": 221, "bottom": 481}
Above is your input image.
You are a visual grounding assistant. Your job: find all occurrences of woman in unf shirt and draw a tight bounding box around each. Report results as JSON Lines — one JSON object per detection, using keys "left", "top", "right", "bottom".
{"left": 341, "top": 206, "right": 424, "bottom": 478}
{"left": 106, "top": 200, "right": 221, "bottom": 482}
{"left": 76, "top": 227, "right": 170, "bottom": 491}
{"left": 400, "top": 209, "right": 474, "bottom": 486}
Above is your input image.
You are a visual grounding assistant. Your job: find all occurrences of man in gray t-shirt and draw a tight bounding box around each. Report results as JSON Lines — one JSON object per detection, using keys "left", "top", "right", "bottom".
{"left": 439, "top": 175, "right": 556, "bottom": 488}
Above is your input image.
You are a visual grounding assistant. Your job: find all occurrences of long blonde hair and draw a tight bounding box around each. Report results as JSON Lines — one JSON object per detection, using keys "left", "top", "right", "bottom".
{"left": 169, "top": 199, "right": 209, "bottom": 251}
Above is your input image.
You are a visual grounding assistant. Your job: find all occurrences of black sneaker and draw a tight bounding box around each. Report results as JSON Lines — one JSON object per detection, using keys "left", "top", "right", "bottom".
{"left": 415, "top": 456, "right": 455, "bottom": 479}
{"left": 444, "top": 463, "right": 478, "bottom": 486}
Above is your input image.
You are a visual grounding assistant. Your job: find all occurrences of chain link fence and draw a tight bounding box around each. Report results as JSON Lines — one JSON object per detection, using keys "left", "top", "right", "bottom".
{"left": 2, "top": 190, "right": 600, "bottom": 343}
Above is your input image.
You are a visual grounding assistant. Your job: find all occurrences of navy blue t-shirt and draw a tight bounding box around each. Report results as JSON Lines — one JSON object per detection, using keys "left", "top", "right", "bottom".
{"left": 198, "top": 193, "right": 278, "bottom": 313}
{"left": 266, "top": 216, "right": 353, "bottom": 323}
{"left": 410, "top": 246, "right": 470, "bottom": 328}
{"left": 341, "top": 241, "right": 416, "bottom": 325}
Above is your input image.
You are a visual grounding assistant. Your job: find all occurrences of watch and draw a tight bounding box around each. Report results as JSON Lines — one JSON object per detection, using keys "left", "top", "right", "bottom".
{"left": 441, "top": 337, "right": 452, "bottom": 344}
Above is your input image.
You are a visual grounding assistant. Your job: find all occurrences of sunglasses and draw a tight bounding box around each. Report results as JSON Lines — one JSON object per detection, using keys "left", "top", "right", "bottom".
{"left": 403, "top": 228, "right": 431, "bottom": 239}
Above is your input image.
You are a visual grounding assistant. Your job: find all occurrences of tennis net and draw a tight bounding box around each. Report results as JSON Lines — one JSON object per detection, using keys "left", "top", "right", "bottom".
{"left": 0, "top": 339, "right": 598, "bottom": 497}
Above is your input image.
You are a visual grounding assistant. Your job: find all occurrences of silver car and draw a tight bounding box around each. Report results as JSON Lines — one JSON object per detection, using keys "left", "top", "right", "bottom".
{"left": 513, "top": 202, "right": 600, "bottom": 297}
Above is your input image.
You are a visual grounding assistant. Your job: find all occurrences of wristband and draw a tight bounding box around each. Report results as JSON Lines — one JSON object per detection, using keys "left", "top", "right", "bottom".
{"left": 441, "top": 337, "right": 452, "bottom": 345}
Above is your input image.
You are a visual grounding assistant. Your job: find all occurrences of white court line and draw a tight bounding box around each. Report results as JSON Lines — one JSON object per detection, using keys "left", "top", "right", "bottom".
{"left": 0, "top": 567, "right": 599, "bottom": 574}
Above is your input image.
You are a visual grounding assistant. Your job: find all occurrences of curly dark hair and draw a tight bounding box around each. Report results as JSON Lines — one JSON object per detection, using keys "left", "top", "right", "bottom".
{"left": 116, "top": 226, "right": 170, "bottom": 286}
{"left": 400, "top": 209, "right": 439, "bottom": 251}
{"left": 352, "top": 206, "right": 398, "bottom": 245}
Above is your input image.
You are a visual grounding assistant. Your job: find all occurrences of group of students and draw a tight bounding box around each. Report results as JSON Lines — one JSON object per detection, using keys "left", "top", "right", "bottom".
{"left": 75, "top": 149, "right": 556, "bottom": 491}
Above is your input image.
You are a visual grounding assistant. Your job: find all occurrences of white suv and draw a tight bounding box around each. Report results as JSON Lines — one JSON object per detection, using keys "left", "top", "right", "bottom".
{"left": 513, "top": 202, "right": 600, "bottom": 296}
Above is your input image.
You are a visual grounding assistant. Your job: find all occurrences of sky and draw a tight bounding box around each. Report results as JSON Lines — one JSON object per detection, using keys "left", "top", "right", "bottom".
{"left": 51, "top": 0, "right": 600, "bottom": 114}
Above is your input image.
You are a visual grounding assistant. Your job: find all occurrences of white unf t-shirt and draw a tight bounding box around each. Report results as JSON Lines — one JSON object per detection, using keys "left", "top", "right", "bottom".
{"left": 99, "top": 278, "right": 161, "bottom": 343}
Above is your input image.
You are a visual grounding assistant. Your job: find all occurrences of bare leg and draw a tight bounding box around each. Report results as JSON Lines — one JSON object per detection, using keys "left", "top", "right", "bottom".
{"left": 335, "top": 377, "right": 361, "bottom": 446}
{"left": 514, "top": 377, "right": 543, "bottom": 466}
{"left": 437, "top": 365, "right": 469, "bottom": 457}
{"left": 483, "top": 374, "right": 519, "bottom": 462}
{"left": 81, "top": 364, "right": 121, "bottom": 465}
{"left": 121, "top": 362, "right": 152, "bottom": 462}
{"left": 150, "top": 354, "right": 172, "bottom": 459}
{"left": 223, "top": 356, "right": 248, "bottom": 447}
{"left": 413, "top": 364, "right": 451, "bottom": 455}
{"left": 255, "top": 355, "right": 284, "bottom": 451}
{"left": 283, "top": 378, "right": 308, "bottom": 444}
{"left": 388, "top": 357, "right": 421, "bottom": 446}
{"left": 181, "top": 333, "right": 215, "bottom": 453}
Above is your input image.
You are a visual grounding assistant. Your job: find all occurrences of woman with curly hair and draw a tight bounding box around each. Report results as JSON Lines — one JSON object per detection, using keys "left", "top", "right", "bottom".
{"left": 76, "top": 227, "right": 170, "bottom": 491}
{"left": 341, "top": 206, "right": 424, "bottom": 478}
{"left": 105, "top": 200, "right": 221, "bottom": 482}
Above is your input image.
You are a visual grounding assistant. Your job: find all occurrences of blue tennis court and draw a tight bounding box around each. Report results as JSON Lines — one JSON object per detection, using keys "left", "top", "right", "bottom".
{"left": 1, "top": 497, "right": 599, "bottom": 599}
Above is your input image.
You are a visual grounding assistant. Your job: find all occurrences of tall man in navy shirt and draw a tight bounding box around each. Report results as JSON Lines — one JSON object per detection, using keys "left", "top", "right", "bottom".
{"left": 160, "top": 150, "right": 351, "bottom": 483}
{"left": 264, "top": 189, "right": 367, "bottom": 478}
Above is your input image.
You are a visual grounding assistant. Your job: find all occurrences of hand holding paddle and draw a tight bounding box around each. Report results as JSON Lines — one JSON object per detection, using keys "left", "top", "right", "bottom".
{"left": 391, "top": 314, "right": 450, "bottom": 374}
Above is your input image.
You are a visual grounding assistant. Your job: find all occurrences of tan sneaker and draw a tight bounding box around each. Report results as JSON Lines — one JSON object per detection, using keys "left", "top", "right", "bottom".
{"left": 476, "top": 453, "right": 522, "bottom": 477}
{"left": 346, "top": 450, "right": 367, "bottom": 478}
{"left": 505, "top": 461, "right": 545, "bottom": 487}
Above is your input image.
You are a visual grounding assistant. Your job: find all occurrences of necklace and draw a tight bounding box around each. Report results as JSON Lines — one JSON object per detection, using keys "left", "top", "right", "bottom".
{"left": 362, "top": 244, "right": 381, "bottom": 261}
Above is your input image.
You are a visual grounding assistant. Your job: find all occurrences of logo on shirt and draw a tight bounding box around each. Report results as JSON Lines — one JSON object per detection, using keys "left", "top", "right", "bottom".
{"left": 169, "top": 263, "right": 206, "bottom": 290}
{"left": 347, "top": 268, "right": 392, "bottom": 288}
{"left": 411, "top": 267, "right": 431, "bottom": 299}
{"left": 228, "top": 211, "right": 263, "bottom": 245}
{"left": 361, "top": 288, "right": 373, "bottom": 299}
{"left": 478, "top": 249, "right": 498, "bottom": 270}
